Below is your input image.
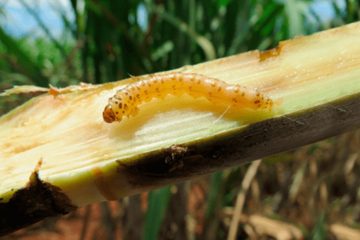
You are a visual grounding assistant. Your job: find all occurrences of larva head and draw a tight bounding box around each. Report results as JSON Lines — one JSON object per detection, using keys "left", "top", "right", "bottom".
{"left": 103, "top": 94, "right": 137, "bottom": 123}
{"left": 103, "top": 105, "right": 117, "bottom": 123}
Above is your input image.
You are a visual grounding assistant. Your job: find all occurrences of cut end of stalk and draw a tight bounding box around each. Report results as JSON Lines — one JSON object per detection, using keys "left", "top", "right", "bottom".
{"left": 0, "top": 158, "right": 76, "bottom": 235}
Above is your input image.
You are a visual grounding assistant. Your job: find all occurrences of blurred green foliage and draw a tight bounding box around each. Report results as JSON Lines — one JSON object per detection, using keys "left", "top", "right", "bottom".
{"left": 1, "top": 0, "right": 358, "bottom": 88}
{"left": 0, "top": 0, "right": 359, "bottom": 239}
{"left": 143, "top": 187, "right": 171, "bottom": 240}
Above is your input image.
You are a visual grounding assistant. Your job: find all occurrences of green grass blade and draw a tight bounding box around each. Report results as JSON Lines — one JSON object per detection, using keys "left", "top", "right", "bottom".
{"left": 285, "top": 0, "right": 305, "bottom": 37}
{"left": 143, "top": 187, "right": 171, "bottom": 240}
{"left": 0, "top": 27, "right": 48, "bottom": 86}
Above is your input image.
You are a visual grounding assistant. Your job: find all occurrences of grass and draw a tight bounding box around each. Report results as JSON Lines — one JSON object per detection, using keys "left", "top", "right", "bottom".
{"left": 0, "top": 0, "right": 359, "bottom": 239}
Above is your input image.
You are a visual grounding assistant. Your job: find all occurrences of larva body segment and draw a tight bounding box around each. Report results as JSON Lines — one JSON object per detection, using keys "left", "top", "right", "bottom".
{"left": 103, "top": 73, "right": 273, "bottom": 123}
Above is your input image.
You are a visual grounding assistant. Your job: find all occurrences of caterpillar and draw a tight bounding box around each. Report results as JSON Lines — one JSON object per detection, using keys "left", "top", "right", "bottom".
{"left": 103, "top": 72, "right": 273, "bottom": 123}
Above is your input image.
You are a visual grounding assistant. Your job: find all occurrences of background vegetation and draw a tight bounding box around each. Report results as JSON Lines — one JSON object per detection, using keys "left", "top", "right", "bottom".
{"left": 0, "top": 0, "right": 359, "bottom": 239}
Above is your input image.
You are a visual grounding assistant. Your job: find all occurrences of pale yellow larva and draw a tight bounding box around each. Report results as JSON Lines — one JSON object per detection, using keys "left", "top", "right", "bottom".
{"left": 103, "top": 73, "right": 273, "bottom": 123}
